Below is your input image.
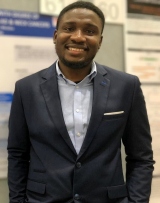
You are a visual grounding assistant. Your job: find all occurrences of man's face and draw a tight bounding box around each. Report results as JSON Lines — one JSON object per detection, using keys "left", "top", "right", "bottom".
{"left": 53, "top": 8, "right": 103, "bottom": 69}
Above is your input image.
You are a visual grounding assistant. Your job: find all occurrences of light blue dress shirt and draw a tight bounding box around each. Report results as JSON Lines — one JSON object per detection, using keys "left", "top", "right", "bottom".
{"left": 56, "top": 60, "right": 97, "bottom": 154}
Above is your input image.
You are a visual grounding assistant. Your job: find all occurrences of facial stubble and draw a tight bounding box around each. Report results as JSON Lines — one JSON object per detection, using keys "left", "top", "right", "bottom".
{"left": 55, "top": 46, "right": 95, "bottom": 69}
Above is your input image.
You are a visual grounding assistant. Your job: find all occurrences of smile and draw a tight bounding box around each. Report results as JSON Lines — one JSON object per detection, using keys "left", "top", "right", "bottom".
{"left": 68, "top": 47, "right": 85, "bottom": 52}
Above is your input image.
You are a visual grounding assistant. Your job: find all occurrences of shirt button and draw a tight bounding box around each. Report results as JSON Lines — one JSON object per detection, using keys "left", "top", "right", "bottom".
{"left": 77, "top": 133, "right": 81, "bottom": 136}
{"left": 76, "top": 109, "right": 79, "bottom": 113}
{"left": 76, "top": 86, "right": 79, "bottom": 89}
{"left": 76, "top": 162, "right": 81, "bottom": 168}
{"left": 74, "top": 194, "right": 80, "bottom": 200}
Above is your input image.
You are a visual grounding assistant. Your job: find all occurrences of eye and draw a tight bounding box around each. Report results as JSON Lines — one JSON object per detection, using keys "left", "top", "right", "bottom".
{"left": 64, "top": 27, "right": 74, "bottom": 32}
{"left": 85, "top": 29, "right": 95, "bottom": 35}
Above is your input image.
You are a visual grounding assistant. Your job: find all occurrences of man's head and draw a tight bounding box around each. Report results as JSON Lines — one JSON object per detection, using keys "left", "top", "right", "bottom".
{"left": 56, "top": 1, "right": 105, "bottom": 34}
{"left": 53, "top": 1, "right": 105, "bottom": 70}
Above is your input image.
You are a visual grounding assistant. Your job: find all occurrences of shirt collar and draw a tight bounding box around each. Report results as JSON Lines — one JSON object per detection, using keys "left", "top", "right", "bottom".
{"left": 56, "top": 60, "right": 97, "bottom": 84}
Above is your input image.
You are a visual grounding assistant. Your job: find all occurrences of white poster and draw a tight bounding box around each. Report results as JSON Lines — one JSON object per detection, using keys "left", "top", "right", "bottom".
{"left": 125, "top": 0, "right": 160, "bottom": 83}
{"left": 40, "top": 0, "right": 65, "bottom": 16}
{"left": 94, "top": 0, "right": 125, "bottom": 24}
{"left": 0, "top": 9, "right": 57, "bottom": 178}
{"left": 125, "top": 1, "right": 160, "bottom": 202}
{"left": 143, "top": 85, "right": 160, "bottom": 203}
{"left": 0, "top": 36, "right": 57, "bottom": 92}
{"left": 142, "top": 85, "right": 160, "bottom": 176}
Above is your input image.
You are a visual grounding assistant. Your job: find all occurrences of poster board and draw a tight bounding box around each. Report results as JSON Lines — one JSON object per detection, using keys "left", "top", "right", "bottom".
{"left": 125, "top": 1, "right": 160, "bottom": 202}
{"left": 0, "top": 9, "right": 57, "bottom": 178}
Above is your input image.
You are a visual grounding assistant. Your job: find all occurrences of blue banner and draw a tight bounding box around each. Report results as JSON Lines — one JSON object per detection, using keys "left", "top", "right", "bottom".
{"left": 0, "top": 93, "right": 13, "bottom": 102}
{"left": 0, "top": 9, "right": 56, "bottom": 37}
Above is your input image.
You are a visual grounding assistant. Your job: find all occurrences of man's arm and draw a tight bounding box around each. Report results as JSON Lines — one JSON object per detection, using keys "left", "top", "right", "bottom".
{"left": 8, "top": 82, "right": 30, "bottom": 203}
{"left": 122, "top": 76, "right": 155, "bottom": 203}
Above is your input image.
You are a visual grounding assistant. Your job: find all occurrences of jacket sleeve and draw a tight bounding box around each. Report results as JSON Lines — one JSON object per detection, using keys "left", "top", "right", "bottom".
{"left": 8, "top": 82, "right": 30, "bottom": 203}
{"left": 122, "top": 76, "right": 155, "bottom": 203}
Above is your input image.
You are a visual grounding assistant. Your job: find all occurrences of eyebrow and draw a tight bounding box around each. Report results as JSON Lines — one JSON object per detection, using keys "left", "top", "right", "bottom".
{"left": 63, "top": 22, "right": 99, "bottom": 29}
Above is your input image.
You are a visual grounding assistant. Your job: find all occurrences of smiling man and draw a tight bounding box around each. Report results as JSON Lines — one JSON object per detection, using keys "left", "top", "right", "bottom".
{"left": 8, "top": 1, "right": 154, "bottom": 203}
{"left": 53, "top": 5, "right": 103, "bottom": 82}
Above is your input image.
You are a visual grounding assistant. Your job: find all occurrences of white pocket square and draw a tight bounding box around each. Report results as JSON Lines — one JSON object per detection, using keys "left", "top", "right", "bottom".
{"left": 104, "top": 111, "right": 124, "bottom": 115}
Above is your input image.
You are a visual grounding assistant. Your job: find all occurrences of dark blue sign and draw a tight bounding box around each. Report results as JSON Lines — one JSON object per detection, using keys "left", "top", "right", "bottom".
{"left": 0, "top": 9, "right": 56, "bottom": 37}
{"left": 0, "top": 93, "right": 13, "bottom": 102}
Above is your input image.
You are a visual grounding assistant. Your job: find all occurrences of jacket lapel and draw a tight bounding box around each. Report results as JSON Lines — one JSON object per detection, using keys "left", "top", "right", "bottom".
{"left": 40, "top": 63, "right": 77, "bottom": 155}
{"left": 77, "top": 64, "right": 110, "bottom": 159}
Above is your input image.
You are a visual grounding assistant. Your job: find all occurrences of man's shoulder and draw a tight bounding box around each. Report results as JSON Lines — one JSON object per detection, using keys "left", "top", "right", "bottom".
{"left": 16, "top": 63, "right": 56, "bottom": 87}
{"left": 96, "top": 62, "right": 138, "bottom": 83}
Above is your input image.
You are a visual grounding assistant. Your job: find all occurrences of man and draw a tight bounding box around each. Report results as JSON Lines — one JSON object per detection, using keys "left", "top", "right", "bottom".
{"left": 8, "top": 1, "right": 154, "bottom": 203}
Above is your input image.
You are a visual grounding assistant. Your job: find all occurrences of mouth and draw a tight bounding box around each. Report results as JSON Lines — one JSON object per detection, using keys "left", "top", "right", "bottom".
{"left": 65, "top": 45, "right": 88, "bottom": 53}
{"left": 68, "top": 47, "right": 84, "bottom": 52}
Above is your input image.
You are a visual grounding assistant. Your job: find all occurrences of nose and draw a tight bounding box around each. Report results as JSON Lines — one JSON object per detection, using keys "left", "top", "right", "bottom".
{"left": 70, "top": 29, "right": 86, "bottom": 43}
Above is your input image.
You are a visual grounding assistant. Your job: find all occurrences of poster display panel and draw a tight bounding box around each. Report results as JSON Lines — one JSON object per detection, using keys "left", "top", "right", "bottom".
{"left": 0, "top": 9, "right": 57, "bottom": 178}
{"left": 142, "top": 85, "right": 160, "bottom": 203}
{"left": 125, "top": 1, "right": 160, "bottom": 202}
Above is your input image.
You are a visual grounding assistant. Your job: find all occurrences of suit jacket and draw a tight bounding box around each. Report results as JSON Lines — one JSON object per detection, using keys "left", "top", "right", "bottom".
{"left": 8, "top": 62, "right": 154, "bottom": 203}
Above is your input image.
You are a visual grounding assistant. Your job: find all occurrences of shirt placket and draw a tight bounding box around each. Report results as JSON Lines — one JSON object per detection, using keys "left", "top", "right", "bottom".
{"left": 74, "top": 85, "right": 83, "bottom": 154}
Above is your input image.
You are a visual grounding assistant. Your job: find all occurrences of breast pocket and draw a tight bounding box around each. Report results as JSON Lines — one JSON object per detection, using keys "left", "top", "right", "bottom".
{"left": 103, "top": 112, "right": 125, "bottom": 120}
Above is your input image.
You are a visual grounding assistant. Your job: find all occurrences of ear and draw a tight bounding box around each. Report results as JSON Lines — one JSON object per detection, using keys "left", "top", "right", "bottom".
{"left": 98, "top": 35, "right": 103, "bottom": 49}
{"left": 53, "top": 29, "right": 58, "bottom": 44}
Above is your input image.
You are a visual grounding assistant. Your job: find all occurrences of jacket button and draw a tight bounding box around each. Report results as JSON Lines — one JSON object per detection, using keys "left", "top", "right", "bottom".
{"left": 74, "top": 194, "right": 80, "bottom": 200}
{"left": 76, "top": 162, "right": 81, "bottom": 168}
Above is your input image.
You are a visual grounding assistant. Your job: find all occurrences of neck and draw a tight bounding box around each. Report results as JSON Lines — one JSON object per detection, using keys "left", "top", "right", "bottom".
{"left": 58, "top": 61, "right": 92, "bottom": 82}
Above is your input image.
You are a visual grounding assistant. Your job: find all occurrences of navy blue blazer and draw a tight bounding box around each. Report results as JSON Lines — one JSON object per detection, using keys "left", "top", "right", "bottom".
{"left": 8, "top": 62, "right": 154, "bottom": 203}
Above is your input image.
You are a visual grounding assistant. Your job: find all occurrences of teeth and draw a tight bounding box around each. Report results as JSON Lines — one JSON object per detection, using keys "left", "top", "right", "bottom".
{"left": 68, "top": 47, "right": 84, "bottom": 52}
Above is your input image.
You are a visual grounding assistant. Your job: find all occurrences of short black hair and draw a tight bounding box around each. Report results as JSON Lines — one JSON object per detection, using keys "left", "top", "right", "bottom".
{"left": 56, "top": 1, "right": 105, "bottom": 33}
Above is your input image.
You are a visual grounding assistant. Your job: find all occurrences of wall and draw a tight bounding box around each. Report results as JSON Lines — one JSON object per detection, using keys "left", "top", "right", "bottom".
{"left": 95, "top": 23, "right": 125, "bottom": 71}
{"left": 0, "top": 0, "right": 39, "bottom": 12}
